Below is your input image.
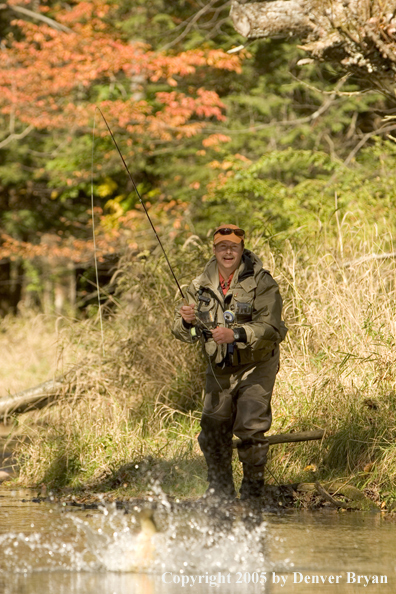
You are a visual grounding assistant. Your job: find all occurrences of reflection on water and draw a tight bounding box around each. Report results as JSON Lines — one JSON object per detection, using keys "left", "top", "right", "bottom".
{"left": 0, "top": 488, "right": 395, "bottom": 593}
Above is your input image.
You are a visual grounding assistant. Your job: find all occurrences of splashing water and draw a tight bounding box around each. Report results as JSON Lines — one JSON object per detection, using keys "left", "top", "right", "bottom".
{"left": 0, "top": 487, "right": 286, "bottom": 577}
{"left": 2, "top": 488, "right": 395, "bottom": 594}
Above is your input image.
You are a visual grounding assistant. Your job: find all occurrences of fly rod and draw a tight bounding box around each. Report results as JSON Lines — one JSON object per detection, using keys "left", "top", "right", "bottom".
{"left": 96, "top": 106, "right": 186, "bottom": 301}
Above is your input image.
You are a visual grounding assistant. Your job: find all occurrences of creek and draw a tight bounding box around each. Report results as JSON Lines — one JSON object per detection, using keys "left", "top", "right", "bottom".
{"left": 0, "top": 487, "right": 394, "bottom": 594}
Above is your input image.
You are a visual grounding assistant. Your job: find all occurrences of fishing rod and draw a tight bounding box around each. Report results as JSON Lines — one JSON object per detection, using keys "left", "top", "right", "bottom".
{"left": 95, "top": 106, "right": 186, "bottom": 302}
{"left": 95, "top": 108, "right": 226, "bottom": 390}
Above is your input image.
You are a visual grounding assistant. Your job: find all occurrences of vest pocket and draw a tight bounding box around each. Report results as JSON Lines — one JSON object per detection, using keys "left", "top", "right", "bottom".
{"left": 197, "top": 308, "right": 216, "bottom": 327}
{"left": 196, "top": 300, "right": 217, "bottom": 329}
{"left": 235, "top": 301, "right": 253, "bottom": 323}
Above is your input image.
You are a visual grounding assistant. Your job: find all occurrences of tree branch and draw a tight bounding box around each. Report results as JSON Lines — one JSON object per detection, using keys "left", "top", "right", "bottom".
{"left": 341, "top": 251, "right": 396, "bottom": 269}
{"left": 315, "top": 482, "right": 349, "bottom": 509}
{"left": 159, "top": 0, "right": 228, "bottom": 50}
{"left": 0, "top": 377, "right": 66, "bottom": 422}
{"left": 0, "top": 125, "right": 34, "bottom": 149}
{"left": 1, "top": 4, "right": 73, "bottom": 34}
{"left": 344, "top": 123, "right": 396, "bottom": 166}
{"left": 229, "top": 0, "right": 396, "bottom": 93}
{"left": 230, "top": 0, "right": 316, "bottom": 39}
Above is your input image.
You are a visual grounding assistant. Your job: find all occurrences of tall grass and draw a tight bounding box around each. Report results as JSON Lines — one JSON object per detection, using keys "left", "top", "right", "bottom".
{"left": 266, "top": 219, "right": 396, "bottom": 500}
{"left": 0, "top": 311, "right": 74, "bottom": 397}
{"left": 8, "top": 226, "right": 396, "bottom": 501}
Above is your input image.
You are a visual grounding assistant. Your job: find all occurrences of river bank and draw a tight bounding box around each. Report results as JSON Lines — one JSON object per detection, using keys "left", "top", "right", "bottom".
{"left": 0, "top": 422, "right": 390, "bottom": 513}
{"left": 1, "top": 236, "right": 396, "bottom": 510}
{"left": 0, "top": 459, "right": 391, "bottom": 514}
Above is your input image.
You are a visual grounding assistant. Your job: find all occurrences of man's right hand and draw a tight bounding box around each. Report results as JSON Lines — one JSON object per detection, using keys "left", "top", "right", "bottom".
{"left": 180, "top": 304, "right": 196, "bottom": 323}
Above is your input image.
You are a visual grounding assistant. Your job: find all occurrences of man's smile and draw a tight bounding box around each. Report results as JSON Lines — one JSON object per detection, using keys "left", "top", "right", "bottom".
{"left": 213, "top": 239, "right": 244, "bottom": 276}
{"left": 222, "top": 256, "right": 236, "bottom": 265}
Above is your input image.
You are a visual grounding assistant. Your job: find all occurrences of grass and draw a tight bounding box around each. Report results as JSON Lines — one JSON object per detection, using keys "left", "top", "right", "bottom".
{"left": 3, "top": 225, "right": 396, "bottom": 505}
{"left": 0, "top": 310, "right": 74, "bottom": 397}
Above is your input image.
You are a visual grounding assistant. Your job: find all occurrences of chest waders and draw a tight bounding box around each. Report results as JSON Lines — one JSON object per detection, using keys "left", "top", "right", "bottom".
{"left": 191, "top": 275, "right": 279, "bottom": 501}
{"left": 189, "top": 290, "right": 239, "bottom": 500}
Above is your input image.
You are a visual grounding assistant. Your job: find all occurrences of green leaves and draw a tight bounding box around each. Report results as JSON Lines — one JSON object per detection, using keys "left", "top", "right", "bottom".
{"left": 196, "top": 140, "right": 396, "bottom": 246}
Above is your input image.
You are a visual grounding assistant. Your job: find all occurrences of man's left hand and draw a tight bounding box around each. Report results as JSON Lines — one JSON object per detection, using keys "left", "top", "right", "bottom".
{"left": 211, "top": 327, "right": 235, "bottom": 345}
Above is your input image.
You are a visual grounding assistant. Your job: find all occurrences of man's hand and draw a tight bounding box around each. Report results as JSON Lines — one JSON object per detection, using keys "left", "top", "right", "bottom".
{"left": 180, "top": 304, "right": 196, "bottom": 323}
{"left": 211, "top": 327, "right": 235, "bottom": 345}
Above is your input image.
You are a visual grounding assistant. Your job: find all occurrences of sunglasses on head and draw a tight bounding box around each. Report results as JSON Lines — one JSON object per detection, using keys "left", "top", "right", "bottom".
{"left": 214, "top": 227, "right": 245, "bottom": 238}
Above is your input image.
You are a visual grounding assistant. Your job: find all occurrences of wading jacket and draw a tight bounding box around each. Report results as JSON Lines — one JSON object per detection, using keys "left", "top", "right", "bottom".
{"left": 172, "top": 249, "right": 287, "bottom": 367}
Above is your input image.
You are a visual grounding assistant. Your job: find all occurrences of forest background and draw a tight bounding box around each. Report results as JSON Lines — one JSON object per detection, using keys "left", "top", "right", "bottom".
{"left": 1, "top": 0, "right": 396, "bottom": 505}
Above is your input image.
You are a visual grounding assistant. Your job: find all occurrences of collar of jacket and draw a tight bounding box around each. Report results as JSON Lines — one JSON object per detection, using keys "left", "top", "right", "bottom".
{"left": 192, "top": 250, "right": 262, "bottom": 297}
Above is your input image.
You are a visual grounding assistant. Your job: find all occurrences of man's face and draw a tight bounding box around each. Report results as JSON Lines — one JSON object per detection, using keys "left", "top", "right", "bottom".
{"left": 213, "top": 240, "right": 244, "bottom": 274}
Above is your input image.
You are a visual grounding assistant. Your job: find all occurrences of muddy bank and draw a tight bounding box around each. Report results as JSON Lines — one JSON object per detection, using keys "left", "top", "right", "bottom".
{"left": 2, "top": 480, "right": 387, "bottom": 515}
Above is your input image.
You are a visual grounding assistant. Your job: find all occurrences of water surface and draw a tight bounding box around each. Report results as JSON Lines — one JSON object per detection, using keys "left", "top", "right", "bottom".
{"left": 0, "top": 488, "right": 394, "bottom": 593}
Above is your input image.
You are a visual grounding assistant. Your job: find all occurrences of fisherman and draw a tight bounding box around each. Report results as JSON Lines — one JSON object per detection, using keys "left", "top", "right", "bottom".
{"left": 172, "top": 224, "right": 287, "bottom": 501}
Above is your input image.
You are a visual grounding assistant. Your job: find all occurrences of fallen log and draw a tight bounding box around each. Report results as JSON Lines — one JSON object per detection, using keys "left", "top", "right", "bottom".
{"left": 297, "top": 481, "right": 379, "bottom": 511}
{"left": 233, "top": 429, "right": 324, "bottom": 448}
{"left": 315, "top": 482, "right": 349, "bottom": 509}
{"left": 0, "top": 377, "right": 65, "bottom": 422}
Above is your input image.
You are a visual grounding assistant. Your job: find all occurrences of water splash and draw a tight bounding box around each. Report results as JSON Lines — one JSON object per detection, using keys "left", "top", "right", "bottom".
{"left": 0, "top": 486, "right": 290, "bottom": 577}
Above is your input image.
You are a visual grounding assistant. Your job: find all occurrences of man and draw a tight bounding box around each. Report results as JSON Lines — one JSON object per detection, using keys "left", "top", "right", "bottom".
{"left": 172, "top": 224, "right": 287, "bottom": 500}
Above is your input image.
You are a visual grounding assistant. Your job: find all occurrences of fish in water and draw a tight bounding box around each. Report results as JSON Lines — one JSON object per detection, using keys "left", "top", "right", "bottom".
{"left": 134, "top": 508, "right": 158, "bottom": 569}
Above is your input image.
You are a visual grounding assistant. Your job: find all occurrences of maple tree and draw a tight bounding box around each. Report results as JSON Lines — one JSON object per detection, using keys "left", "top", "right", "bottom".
{"left": 0, "top": 0, "right": 241, "bottom": 262}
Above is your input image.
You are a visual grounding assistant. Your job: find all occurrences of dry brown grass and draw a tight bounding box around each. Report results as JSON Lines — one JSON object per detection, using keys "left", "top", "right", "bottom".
{"left": 0, "top": 310, "right": 75, "bottom": 397}
{"left": 256, "top": 228, "right": 396, "bottom": 495}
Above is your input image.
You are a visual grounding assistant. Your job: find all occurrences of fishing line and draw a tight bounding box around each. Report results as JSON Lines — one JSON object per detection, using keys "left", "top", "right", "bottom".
{"left": 91, "top": 109, "right": 105, "bottom": 357}
{"left": 95, "top": 106, "right": 186, "bottom": 302}
{"left": 198, "top": 318, "right": 227, "bottom": 393}
{"left": 266, "top": 465, "right": 280, "bottom": 487}
{"left": 207, "top": 349, "right": 225, "bottom": 392}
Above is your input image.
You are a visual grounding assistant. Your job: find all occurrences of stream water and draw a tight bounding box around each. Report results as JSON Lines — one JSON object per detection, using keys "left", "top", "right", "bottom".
{"left": 0, "top": 487, "right": 394, "bottom": 594}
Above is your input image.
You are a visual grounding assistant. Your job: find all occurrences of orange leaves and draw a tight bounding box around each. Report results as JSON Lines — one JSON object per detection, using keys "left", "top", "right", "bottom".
{"left": 205, "top": 49, "right": 242, "bottom": 73}
{"left": 0, "top": 191, "right": 189, "bottom": 263}
{"left": 149, "top": 48, "right": 241, "bottom": 82}
{"left": 202, "top": 134, "right": 231, "bottom": 148}
{"left": 0, "top": 229, "right": 108, "bottom": 263}
{"left": 95, "top": 88, "right": 226, "bottom": 143}
{"left": 195, "top": 89, "right": 226, "bottom": 121}
{"left": 233, "top": 153, "right": 252, "bottom": 163}
{"left": 56, "top": 1, "right": 111, "bottom": 26}
{"left": 189, "top": 181, "right": 201, "bottom": 190}
{"left": 0, "top": 1, "right": 245, "bottom": 265}
{"left": 155, "top": 89, "right": 226, "bottom": 133}
{"left": 0, "top": 1, "right": 239, "bottom": 136}
{"left": 98, "top": 99, "right": 152, "bottom": 129}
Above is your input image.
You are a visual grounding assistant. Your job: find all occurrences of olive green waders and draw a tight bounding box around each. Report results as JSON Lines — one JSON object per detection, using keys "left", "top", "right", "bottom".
{"left": 198, "top": 347, "right": 279, "bottom": 499}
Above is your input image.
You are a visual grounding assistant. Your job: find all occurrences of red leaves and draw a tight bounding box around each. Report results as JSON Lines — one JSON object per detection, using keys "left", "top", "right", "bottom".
{"left": 155, "top": 89, "right": 226, "bottom": 129}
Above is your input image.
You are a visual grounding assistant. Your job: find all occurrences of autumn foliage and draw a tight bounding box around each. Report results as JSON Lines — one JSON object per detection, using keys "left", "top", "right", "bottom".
{"left": 0, "top": 0, "right": 241, "bottom": 262}
{"left": 1, "top": 1, "right": 240, "bottom": 131}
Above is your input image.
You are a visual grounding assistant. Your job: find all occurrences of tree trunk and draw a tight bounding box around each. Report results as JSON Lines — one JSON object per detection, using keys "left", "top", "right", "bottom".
{"left": 230, "top": 0, "right": 396, "bottom": 94}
